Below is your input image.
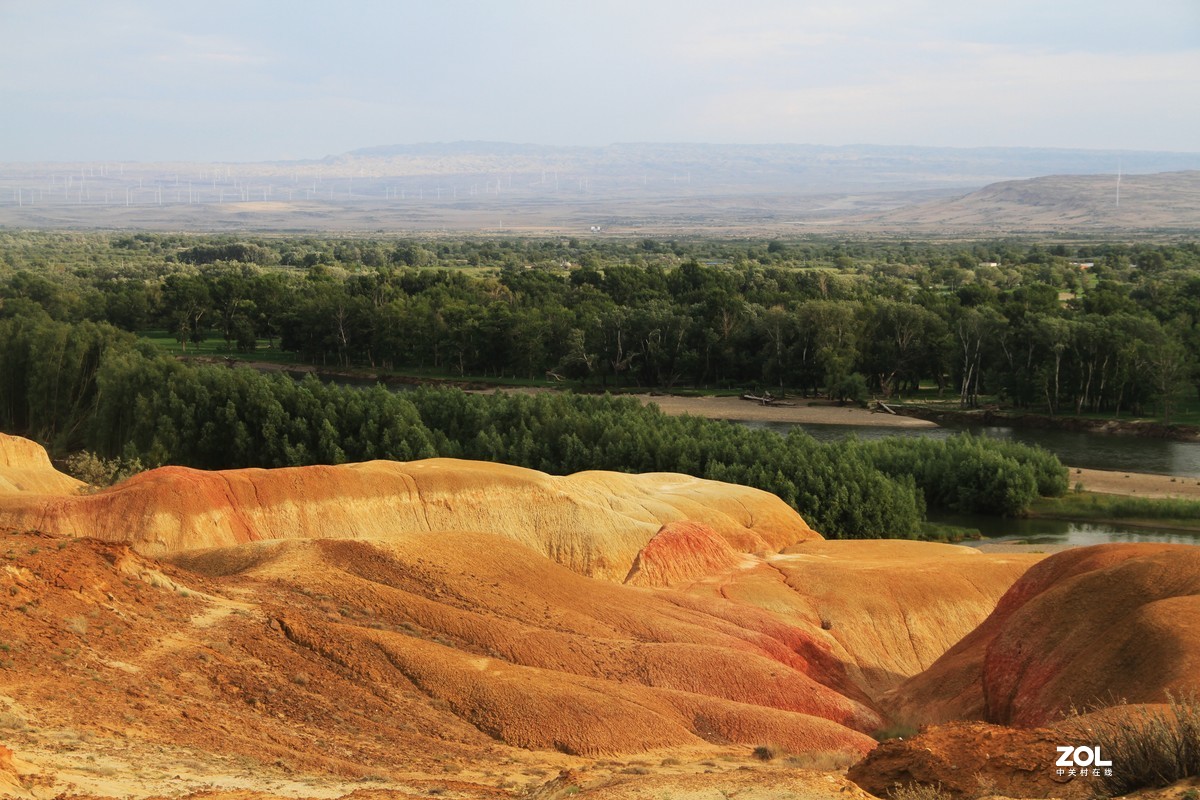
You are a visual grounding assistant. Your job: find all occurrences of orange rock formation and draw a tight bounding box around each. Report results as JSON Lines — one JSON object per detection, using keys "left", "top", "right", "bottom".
{"left": 847, "top": 720, "right": 1098, "bottom": 799}
{"left": 889, "top": 543, "right": 1200, "bottom": 727}
{"left": 0, "top": 456, "right": 816, "bottom": 580}
{"left": 623, "top": 520, "right": 743, "bottom": 586}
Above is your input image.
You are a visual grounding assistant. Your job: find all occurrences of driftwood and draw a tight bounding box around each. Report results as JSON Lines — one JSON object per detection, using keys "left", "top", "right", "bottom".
{"left": 875, "top": 401, "right": 898, "bottom": 415}
{"left": 741, "top": 393, "right": 797, "bottom": 407}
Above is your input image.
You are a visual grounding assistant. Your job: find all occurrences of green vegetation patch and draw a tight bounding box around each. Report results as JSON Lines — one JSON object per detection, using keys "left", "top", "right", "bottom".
{"left": 1030, "top": 493, "right": 1200, "bottom": 531}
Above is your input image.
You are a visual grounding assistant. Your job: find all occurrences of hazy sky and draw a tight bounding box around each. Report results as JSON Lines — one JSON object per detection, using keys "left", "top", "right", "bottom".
{"left": 2, "top": 0, "right": 1198, "bottom": 162}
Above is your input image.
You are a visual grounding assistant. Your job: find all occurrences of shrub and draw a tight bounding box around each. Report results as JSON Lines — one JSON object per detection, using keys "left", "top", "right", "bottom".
{"left": 853, "top": 433, "right": 1056, "bottom": 516}
{"left": 64, "top": 450, "right": 144, "bottom": 490}
{"left": 888, "top": 783, "right": 950, "bottom": 800}
{"left": 1070, "top": 695, "right": 1200, "bottom": 796}
{"left": 873, "top": 724, "right": 919, "bottom": 742}
{"left": 752, "top": 743, "right": 783, "bottom": 761}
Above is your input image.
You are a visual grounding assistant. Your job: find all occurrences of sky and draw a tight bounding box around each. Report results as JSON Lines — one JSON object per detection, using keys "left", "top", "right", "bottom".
{"left": 1, "top": 0, "right": 1198, "bottom": 162}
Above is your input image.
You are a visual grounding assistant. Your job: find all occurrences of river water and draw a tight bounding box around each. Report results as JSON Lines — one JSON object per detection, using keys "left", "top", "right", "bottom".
{"left": 736, "top": 418, "right": 1200, "bottom": 547}
{"left": 926, "top": 511, "right": 1200, "bottom": 548}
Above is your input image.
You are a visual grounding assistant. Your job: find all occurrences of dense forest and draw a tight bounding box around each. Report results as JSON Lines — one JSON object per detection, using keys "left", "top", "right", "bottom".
{"left": 3, "top": 232, "right": 1199, "bottom": 420}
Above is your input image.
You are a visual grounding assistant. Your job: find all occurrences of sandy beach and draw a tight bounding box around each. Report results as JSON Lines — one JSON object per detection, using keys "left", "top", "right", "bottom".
{"left": 631, "top": 393, "right": 938, "bottom": 428}
{"left": 1070, "top": 467, "right": 1200, "bottom": 499}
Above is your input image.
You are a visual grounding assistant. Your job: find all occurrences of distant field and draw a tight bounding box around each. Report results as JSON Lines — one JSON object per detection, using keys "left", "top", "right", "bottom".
{"left": 139, "top": 330, "right": 299, "bottom": 364}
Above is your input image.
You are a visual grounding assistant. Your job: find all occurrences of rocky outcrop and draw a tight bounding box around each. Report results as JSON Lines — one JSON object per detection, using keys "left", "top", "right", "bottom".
{"left": 847, "top": 721, "right": 1097, "bottom": 799}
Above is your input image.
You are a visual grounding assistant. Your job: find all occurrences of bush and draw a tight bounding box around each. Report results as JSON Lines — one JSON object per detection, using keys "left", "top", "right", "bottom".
{"left": 64, "top": 450, "right": 144, "bottom": 490}
{"left": 872, "top": 724, "right": 919, "bottom": 742}
{"left": 752, "top": 743, "right": 783, "bottom": 761}
{"left": 888, "top": 783, "right": 950, "bottom": 800}
{"left": 853, "top": 432, "right": 1058, "bottom": 516}
{"left": 1070, "top": 695, "right": 1200, "bottom": 795}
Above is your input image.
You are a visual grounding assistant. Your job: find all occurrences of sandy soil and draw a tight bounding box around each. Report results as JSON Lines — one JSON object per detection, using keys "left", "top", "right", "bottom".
{"left": 632, "top": 394, "right": 938, "bottom": 428}
{"left": 1071, "top": 467, "right": 1200, "bottom": 499}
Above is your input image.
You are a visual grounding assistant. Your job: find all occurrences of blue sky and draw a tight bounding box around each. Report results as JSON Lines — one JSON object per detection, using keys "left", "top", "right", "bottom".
{"left": 2, "top": 0, "right": 1197, "bottom": 161}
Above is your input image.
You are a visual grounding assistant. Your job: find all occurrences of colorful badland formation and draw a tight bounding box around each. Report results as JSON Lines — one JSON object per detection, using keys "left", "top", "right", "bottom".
{"left": 1, "top": 432, "right": 1196, "bottom": 799}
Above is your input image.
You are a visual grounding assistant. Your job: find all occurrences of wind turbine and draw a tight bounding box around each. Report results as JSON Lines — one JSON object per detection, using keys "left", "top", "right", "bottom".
{"left": 1115, "top": 157, "right": 1122, "bottom": 209}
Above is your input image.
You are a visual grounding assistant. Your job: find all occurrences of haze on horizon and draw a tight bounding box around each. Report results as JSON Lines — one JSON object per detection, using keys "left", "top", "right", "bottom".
{"left": 1, "top": 0, "right": 1198, "bottom": 164}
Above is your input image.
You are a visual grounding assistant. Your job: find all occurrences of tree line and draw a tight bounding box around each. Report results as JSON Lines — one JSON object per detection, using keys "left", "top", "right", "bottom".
{"left": 3, "top": 232, "right": 1198, "bottom": 420}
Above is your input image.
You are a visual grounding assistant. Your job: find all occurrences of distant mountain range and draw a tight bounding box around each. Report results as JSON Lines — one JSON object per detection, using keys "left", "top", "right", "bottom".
{"left": 339, "top": 141, "right": 1200, "bottom": 190}
{"left": 0, "top": 143, "right": 1197, "bottom": 234}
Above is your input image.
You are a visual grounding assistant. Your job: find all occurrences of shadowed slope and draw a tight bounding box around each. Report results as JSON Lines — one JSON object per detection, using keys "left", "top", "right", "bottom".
{"left": 888, "top": 544, "right": 1200, "bottom": 727}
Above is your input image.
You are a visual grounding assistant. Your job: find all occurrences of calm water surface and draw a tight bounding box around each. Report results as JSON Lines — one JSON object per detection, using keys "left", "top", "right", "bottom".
{"left": 927, "top": 511, "right": 1200, "bottom": 548}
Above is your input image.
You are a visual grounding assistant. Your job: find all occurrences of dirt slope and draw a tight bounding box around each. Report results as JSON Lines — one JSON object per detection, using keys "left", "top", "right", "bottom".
{"left": 0, "top": 433, "right": 83, "bottom": 495}
{"left": 0, "top": 528, "right": 876, "bottom": 795}
{"left": 708, "top": 539, "right": 1040, "bottom": 700}
{"left": 888, "top": 543, "right": 1200, "bottom": 727}
{"left": 0, "top": 524, "right": 1039, "bottom": 799}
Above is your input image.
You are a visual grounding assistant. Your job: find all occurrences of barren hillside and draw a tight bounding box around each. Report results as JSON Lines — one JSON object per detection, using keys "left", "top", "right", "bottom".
{"left": 857, "top": 170, "right": 1200, "bottom": 233}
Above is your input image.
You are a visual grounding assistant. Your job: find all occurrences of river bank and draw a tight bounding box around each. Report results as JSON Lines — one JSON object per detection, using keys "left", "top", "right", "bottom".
{"left": 623, "top": 392, "right": 1200, "bottom": 499}
{"left": 892, "top": 404, "right": 1200, "bottom": 442}
{"left": 630, "top": 394, "right": 937, "bottom": 428}
{"left": 1070, "top": 467, "right": 1200, "bottom": 499}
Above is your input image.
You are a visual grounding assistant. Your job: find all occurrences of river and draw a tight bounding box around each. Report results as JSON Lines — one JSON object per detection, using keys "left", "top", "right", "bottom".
{"left": 925, "top": 511, "right": 1200, "bottom": 548}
